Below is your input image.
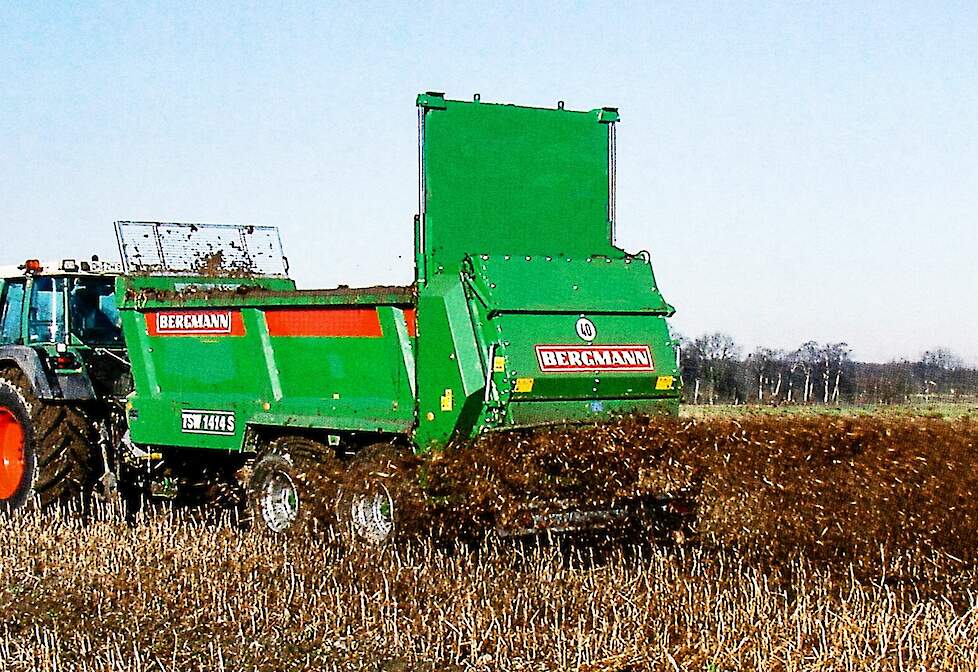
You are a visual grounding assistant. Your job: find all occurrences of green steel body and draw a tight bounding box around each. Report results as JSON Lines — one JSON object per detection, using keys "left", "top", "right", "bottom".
{"left": 112, "top": 94, "right": 681, "bottom": 454}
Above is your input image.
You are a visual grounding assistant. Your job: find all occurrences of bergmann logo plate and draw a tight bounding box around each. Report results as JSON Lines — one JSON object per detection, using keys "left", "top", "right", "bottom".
{"left": 149, "top": 311, "right": 236, "bottom": 336}
{"left": 536, "top": 345, "right": 655, "bottom": 373}
{"left": 181, "top": 409, "right": 237, "bottom": 436}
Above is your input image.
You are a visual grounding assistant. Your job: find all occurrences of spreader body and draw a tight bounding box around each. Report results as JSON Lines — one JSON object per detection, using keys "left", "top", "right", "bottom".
{"left": 117, "top": 94, "right": 680, "bottom": 453}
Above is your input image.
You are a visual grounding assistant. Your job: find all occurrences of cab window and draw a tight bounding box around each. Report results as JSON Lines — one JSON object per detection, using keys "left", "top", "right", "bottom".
{"left": 0, "top": 281, "right": 26, "bottom": 345}
{"left": 28, "top": 277, "right": 67, "bottom": 344}
{"left": 69, "top": 278, "right": 122, "bottom": 346}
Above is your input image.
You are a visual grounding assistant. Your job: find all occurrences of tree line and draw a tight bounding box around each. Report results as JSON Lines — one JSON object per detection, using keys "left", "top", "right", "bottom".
{"left": 678, "top": 333, "right": 978, "bottom": 405}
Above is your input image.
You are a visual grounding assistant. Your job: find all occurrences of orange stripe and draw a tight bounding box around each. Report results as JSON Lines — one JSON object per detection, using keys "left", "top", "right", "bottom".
{"left": 403, "top": 308, "right": 417, "bottom": 338}
{"left": 264, "top": 308, "right": 383, "bottom": 337}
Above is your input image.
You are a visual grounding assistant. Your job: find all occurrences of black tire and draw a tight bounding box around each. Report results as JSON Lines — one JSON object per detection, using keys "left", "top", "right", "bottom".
{"left": 247, "top": 435, "right": 340, "bottom": 534}
{"left": 335, "top": 443, "right": 411, "bottom": 545}
{"left": 0, "top": 369, "right": 98, "bottom": 513}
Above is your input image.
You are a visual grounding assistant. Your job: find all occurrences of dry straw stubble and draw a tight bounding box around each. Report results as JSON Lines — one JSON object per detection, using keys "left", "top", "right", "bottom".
{"left": 1, "top": 414, "right": 976, "bottom": 671}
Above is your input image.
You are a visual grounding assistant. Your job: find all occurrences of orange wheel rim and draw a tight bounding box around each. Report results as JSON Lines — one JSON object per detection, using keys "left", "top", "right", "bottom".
{"left": 0, "top": 408, "right": 26, "bottom": 500}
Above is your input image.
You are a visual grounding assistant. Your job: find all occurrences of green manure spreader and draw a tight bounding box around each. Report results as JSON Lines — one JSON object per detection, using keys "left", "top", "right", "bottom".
{"left": 0, "top": 93, "right": 681, "bottom": 539}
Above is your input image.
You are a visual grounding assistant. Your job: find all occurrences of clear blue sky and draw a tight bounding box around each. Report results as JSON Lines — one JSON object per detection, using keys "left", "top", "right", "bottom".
{"left": 1, "top": 2, "right": 976, "bottom": 364}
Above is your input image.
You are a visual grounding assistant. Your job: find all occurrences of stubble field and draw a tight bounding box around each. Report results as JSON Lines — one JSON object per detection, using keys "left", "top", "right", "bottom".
{"left": 1, "top": 411, "right": 976, "bottom": 671}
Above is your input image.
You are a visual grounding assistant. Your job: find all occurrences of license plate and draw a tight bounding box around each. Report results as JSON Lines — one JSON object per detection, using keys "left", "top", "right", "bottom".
{"left": 180, "top": 409, "right": 237, "bottom": 436}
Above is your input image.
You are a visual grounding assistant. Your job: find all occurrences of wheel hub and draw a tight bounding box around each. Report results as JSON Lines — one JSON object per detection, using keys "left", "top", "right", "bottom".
{"left": 0, "top": 408, "right": 25, "bottom": 501}
{"left": 348, "top": 484, "right": 395, "bottom": 544}
{"left": 259, "top": 469, "right": 299, "bottom": 533}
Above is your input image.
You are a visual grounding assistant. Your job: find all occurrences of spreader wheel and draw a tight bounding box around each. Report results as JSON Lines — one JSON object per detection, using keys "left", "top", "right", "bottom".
{"left": 247, "top": 436, "right": 341, "bottom": 534}
{"left": 335, "top": 443, "right": 410, "bottom": 545}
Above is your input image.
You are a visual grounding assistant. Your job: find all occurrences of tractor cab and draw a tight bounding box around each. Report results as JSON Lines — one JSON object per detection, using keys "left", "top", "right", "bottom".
{"left": 0, "top": 258, "right": 129, "bottom": 400}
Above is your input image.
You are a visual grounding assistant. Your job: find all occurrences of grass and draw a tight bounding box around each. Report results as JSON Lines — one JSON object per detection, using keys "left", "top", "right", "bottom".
{"left": 2, "top": 413, "right": 977, "bottom": 671}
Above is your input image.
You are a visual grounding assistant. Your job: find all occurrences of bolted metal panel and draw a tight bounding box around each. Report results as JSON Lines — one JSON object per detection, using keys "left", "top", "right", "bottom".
{"left": 412, "top": 94, "right": 680, "bottom": 450}
{"left": 417, "top": 96, "right": 618, "bottom": 277}
{"left": 120, "top": 275, "right": 417, "bottom": 451}
{"left": 464, "top": 254, "right": 674, "bottom": 315}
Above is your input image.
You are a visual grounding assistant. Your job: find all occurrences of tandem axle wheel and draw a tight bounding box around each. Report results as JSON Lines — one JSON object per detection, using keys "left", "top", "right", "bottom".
{"left": 248, "top": 438, "right": 409, "bottom": 543}
{"left": 247, "top": 435, "right": 341, "bottom": 535}
{"left": 251, "top": 454, "right": 301, "bottom": 533}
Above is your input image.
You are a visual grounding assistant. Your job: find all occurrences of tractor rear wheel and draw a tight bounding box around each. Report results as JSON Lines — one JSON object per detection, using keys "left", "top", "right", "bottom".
{"left": 248, "top": 435, "right": 341, "bottom": 534}
{"left": 0, "top": 370, "right": 98, "bottom": 513}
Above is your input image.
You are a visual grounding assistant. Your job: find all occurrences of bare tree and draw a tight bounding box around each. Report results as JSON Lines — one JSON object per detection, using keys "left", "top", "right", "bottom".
{"left": 921, "top": 348, "right": 963, "bottom": 371}
{"left": 918, "top": 347, "right": 965, "bottom": 399}
{"left": 794, "top": 341, "right": 820, "bottom": 404}
{"left": 693, "top": 333, "right": 741, "bottom": 404}
{"left": 678, "top": 336, "right": 976, "bottom": 407}
{"left": 747, "top": 347, "right": 782, "bottom": 402}
{"left": 677, "top": 334, "right": 703, "bottom": 404}
{"left": 820, "top": 342, "right": 851, "bottom": 404}
{"left": 787, "top": 360, "right": 798, "bottom": 403}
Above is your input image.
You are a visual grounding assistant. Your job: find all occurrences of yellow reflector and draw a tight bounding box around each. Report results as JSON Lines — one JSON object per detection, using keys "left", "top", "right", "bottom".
{"left": 515, "top": 377, "right": 534, "bottom": 393}
{"left": 493, "top": 356, "right": 506, "bottom": 373}
{"left": 656, "top": 375, "right": 675, "bottom": 390}
{"left": 440, "top": 388, "right": 454, "bottom": 411}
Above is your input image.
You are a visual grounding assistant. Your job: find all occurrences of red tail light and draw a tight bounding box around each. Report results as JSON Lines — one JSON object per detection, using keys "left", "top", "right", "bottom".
{"left": 53, "top": 353, "right": 78, "bottom": 369}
